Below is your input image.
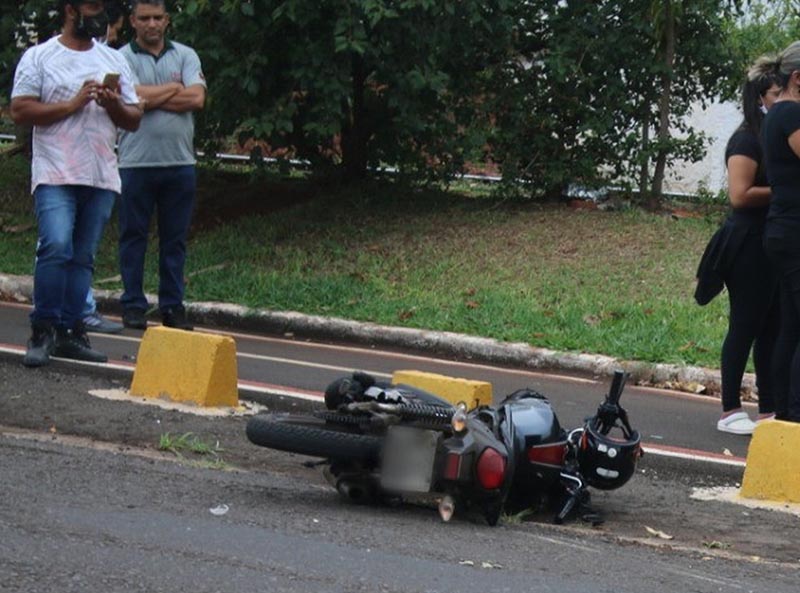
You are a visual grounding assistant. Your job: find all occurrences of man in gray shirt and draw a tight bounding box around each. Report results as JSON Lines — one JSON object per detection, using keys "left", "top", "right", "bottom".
{"left": 117, "top": 0, "right": 205, "bottom": 331}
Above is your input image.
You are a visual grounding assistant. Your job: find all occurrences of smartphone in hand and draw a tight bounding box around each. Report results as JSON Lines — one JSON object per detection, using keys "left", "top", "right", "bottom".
{"left": 102, "top": 72, "right": 120, "bottom": 88}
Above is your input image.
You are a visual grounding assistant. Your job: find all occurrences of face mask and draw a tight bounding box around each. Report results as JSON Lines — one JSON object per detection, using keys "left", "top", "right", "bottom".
{"left": 760, "top": 104, "right": 768, "bottom": 115}
{"left": 74, "top": 11, "right": 109, "bottom": 40}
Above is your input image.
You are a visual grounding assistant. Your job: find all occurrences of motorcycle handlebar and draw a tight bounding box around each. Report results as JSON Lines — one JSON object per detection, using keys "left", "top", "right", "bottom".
{"left": 606, "top": 370, "right": 627, "bottom": 406}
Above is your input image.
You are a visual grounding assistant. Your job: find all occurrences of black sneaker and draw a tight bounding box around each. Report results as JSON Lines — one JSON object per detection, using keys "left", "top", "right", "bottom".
{"left": 53, "top": 325, "right": 108, "bottom": 363}
{"left": 122, "top": 307, "right": 148, "bottom": 330}
{"left": 161, "top": 305, "right": 193, "bottom": 331}
{"left": 23, "top": 322, "right": 56, "bottom": 367}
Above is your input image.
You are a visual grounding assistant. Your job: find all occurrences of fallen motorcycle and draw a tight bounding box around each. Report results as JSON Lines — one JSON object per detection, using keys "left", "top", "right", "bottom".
{"left": 246, "top": 369, "right": 642, "bottom": 526}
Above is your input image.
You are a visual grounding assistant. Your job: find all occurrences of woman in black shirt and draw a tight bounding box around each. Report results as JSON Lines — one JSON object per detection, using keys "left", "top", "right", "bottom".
{"left": 754, "top": 42, "right": 800, "bottom": 422}
{"left": 709, "top": 69, "right": 782, "bottom": 434}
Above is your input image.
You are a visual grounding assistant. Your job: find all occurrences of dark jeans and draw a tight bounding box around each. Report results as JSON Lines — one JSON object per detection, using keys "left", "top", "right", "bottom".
{"left": 764, "top": 235, "right": 800, "bottom": 421}
{"left": 118, "top": 165, "right": 195, "bottom": 312}
{"left": 31, "top": 184, "right": 115, "bottom": 328}
{"left": 721, "top": 233, "right": 779, "bottom": 413}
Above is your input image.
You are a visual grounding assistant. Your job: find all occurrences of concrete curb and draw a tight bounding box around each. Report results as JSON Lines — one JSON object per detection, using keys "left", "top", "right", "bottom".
{"left": 0, "top": 272, "right": 742, "bottom": 396}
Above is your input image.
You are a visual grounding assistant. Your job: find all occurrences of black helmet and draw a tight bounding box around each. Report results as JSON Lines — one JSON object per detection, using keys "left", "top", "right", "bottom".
{"left": 574, "top": 414, "right": 642, "bottom": 491}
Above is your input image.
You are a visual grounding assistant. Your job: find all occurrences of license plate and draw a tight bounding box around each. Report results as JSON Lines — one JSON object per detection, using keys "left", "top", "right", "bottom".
{"left": 380, "top": 426, "right": 440, "bottom": 493}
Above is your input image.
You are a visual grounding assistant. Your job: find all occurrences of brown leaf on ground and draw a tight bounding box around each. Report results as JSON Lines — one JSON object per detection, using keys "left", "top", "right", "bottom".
{"left": 398, "top": 309, "right": 415, "bottom": 321}
{"left": 644, "top": 525, "right": 674, "bottom": 540}
{"left": 465, "top": 300, "right": 480, "bottom": 309}
{"left": 661, "top": 381, "right": 707, "bottom": 394}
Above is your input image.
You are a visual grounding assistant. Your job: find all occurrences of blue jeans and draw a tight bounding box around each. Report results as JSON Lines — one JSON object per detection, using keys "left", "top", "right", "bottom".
{"left": 118, "top": 165, "right": 196, "bottom": 312}
{"left": 31, "top": 184, "right": 115, "bottom": 327}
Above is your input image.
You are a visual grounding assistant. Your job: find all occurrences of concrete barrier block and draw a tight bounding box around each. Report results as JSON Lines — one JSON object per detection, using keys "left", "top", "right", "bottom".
{"left": 391, "top": 370, "right": 492, "bottom": 410}
{"left": 740, "top": 420, "right": 800, "bottom": 503}
{"left": 131, "top": 326, "right": 238, "bottom": 407}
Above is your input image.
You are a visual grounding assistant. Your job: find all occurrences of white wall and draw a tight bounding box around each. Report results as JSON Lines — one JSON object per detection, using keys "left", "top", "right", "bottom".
{"left": 663, "top": 100, "right": 741, "bottom": 196}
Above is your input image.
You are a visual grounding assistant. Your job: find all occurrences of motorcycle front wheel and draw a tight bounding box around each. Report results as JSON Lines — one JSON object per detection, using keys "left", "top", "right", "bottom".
{"left": 246, "top": 414, "right": 382, "bottom": 462}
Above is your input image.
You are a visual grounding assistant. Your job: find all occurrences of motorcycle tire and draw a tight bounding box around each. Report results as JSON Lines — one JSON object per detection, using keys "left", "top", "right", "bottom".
{"left": 246, "top": 414, "right": 382, "bottom": 462}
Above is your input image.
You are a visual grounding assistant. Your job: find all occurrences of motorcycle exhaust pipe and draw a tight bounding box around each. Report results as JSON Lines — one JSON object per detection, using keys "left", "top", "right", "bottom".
{"left": 438, "top": 495, "right": 455, "bottom": 522}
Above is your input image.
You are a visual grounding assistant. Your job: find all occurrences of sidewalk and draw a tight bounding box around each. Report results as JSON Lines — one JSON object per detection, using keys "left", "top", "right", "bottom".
{"left": 0, "top": 273, "right": 740, "bottom": 398}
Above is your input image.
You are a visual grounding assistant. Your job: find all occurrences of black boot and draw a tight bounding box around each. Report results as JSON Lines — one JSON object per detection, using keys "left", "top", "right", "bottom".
{"left": 23, "top": 321, "right": 56, "bottom": 368}
{"left": 54, "top": 324, "right": 108, "bottom": 363}
{"left": 161, "top": 304, "right": 193, "bottom": 331}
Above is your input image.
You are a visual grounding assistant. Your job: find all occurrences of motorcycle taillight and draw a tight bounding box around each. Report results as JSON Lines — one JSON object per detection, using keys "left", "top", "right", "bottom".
{"left": 476, "top": 447, "right": 506, "bottom": 490}
{"left": 527, "top": 442, "right": 567, "bottom": 467}
{"left": 444, "top": 452, "right": 461, "bottom": 480}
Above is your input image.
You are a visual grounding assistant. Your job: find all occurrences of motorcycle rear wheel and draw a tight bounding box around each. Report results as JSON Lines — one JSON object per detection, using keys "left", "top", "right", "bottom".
{"left": 246, "top": 414, "right": 382, "bottom": 462}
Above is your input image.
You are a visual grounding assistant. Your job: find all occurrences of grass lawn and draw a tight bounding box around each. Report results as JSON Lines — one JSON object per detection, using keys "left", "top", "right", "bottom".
{"left": 0, "top": 152, "right": 730, "bottom": 369}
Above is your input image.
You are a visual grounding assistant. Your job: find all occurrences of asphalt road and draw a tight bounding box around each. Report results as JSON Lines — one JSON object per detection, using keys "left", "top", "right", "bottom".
{"left": 0, "top": 301, "right": 754, "bottom": 462}
{"left": 2, "top": 430, "right": 796, "bottom": 593}
{"left": 2, "top": 313, "right": 799, "bottom": 591}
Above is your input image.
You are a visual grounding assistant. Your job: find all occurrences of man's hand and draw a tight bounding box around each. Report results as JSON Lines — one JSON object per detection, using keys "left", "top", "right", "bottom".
{"left": 94, "top": 83, "right": 120, "bottom": 109}
{"left": 73, "top": 80, "right": 101, "bottom": 112}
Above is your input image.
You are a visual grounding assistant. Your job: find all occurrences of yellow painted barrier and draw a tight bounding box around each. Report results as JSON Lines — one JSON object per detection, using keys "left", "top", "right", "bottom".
{"left": 130, "top": 326, "right": 238, "bottom": 407}
{"left": 740, "top": 420, "right": 800, "bottom": 503}
{"left": 391, "top": 370, "right": 492, "bottom": 410}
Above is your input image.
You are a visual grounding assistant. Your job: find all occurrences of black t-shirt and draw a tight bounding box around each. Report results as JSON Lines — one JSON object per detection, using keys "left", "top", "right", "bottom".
{"left": 724, "top": 128, "right": 768, "bottom": 225}
{"left": 763, "top": 100, "right": 800, "bottom": 237}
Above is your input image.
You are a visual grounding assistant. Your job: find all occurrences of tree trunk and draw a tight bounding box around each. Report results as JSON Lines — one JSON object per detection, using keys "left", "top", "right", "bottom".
{"left": 650, "top": 0, "right": 676, "bottom": 209}
{"left": 341, "top": 54, "right": 368, "bottom": 182}
{"left": 638, "top": 114, "right": 650, "bottom": 199}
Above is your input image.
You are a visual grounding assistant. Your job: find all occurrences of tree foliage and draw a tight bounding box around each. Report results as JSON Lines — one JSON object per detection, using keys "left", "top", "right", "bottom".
{"left": 721, "top": 0, "right": 800, "bottom": 100}
{"left": 172, "top": 0, "right": 515, "bottom": 182}
{"left": 1, "top": 0, "right": 792, "bottom": 196}
{"left": 486, "top": 0, "right": 740, "bottom": 200}
{"left": 0, "top": 0, "right": 59, "bottom": 110}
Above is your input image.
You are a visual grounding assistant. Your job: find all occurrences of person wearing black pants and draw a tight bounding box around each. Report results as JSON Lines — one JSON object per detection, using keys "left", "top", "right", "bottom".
{"left": 764, "top": 245, "right": 800, "bottom": 420}
{"left": 754, "top": 42, "right": 800, "bottom": 422}
{"left": 721, "top": 231, "right": 779, "bottom": 425}
{"left": 697, "top": 66, "right": 781, "bottom": 434}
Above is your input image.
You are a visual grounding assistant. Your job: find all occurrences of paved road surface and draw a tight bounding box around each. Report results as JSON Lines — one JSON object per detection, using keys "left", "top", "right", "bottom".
{"left": 1, "top": 430, "right": 794, "bottom": 593}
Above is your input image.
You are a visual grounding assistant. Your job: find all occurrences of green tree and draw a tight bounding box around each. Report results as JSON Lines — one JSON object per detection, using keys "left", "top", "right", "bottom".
{"left": 489, "top": 0, "right": 739, "bottom": 202}
{"left": 0, "top": 0, "right": 58, "bottom": 110}
{"left": 722, "top": 0, "right": 800, "bottom": 100}
{"left": 172, "top": 0, "right": 514, "bottom": 182}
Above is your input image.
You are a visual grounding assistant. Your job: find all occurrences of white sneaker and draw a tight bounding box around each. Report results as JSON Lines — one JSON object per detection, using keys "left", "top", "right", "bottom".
{"left": 756, "top": 413, "right": 776, "bottom": 424}
{"left": 717, "top": 411, "right": 756, "bottom": 435}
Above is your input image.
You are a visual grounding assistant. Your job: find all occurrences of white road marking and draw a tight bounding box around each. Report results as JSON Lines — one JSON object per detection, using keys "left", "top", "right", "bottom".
{"left": 236, "top": 351, "right": 393, "bottom": 379}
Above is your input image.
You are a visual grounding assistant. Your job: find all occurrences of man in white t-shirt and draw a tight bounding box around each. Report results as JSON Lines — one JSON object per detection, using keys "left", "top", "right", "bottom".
{"left": 10, "top": 0, "right": 142, "bottom": 368}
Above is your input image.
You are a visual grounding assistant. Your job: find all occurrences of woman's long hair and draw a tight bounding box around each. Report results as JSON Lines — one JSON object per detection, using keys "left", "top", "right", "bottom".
{"left": 738, "top": 70, "right": 782, "bottom": 138}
